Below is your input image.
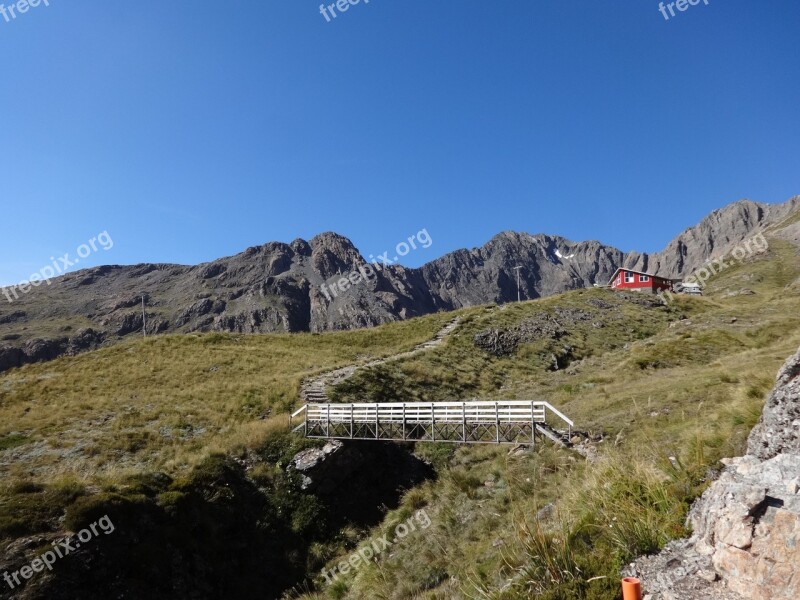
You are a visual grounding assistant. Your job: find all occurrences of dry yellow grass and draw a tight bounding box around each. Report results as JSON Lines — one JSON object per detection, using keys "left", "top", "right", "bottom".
{"left": 0, "top": 312, "right": 454, "bottom": 481}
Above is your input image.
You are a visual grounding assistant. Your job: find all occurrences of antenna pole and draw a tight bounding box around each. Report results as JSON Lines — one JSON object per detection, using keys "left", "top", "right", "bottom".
{"left": 513, "top": 266, "right": 523, "bottom": 302}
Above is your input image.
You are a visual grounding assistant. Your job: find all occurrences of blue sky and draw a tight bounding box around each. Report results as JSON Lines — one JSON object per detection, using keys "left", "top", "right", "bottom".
{"left": 1, "top": 0, "right": 799, "bottom": 285}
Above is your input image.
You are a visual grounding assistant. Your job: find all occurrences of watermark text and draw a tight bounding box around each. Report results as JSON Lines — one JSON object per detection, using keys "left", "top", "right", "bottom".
{"left": 3, "top": 515, "right": 115, "bottom": 590}
{"left": 320, "top": 228, "right": 432, "bottom": 301}
{"left": 321, "top": 509, "right": 432, "bottom": 585}
{"left": 2, "top": 231, "right": 114, "bottom": 304}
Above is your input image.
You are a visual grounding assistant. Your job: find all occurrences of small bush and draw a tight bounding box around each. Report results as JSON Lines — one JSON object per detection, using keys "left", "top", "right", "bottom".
{"left": 65, "top": 492, "right": 147, "bottom": 532}
{"left": 8, "top": 481, "right": 44, "bottom": 494}
{"left": 0, "top": 433, "right": 29, "bottom": 451}
{"left": 448, "top": 469, "right": 483, "bottom": 498}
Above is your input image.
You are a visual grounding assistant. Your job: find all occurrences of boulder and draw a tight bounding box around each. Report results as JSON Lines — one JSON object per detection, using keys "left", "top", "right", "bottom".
{"left": 67, "top": 328, "right": 105, "bottom": 355}
{"left": 0, "top": 345, "right": 24, "bottom": 372}
{"left": 632, "top": 345, "right": 800, "bottom": 599}
{"left": 747, "top": 350, "right": 800, "bottom": 459}
{"left": 22, "top": 338, "right": 68, "bottom": 362}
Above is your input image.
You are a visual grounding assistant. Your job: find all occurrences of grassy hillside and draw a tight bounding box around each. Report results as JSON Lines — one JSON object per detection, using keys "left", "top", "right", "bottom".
{"left": 291, "top": 236, "right": 800, "bottom": 599}
{"left": 0, "top": 222, "right": 798, "bottom": 599}
{"left": 0, "top": 312, "right": 454, "bottom": 481}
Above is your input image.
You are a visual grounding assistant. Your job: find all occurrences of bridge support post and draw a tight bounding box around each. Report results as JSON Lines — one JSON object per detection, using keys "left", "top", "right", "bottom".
{"left": 495, "top": 402, "right": 500, "bottom": 443}
{"left": 462, "top": 402, "right": 466, "bottom": 443}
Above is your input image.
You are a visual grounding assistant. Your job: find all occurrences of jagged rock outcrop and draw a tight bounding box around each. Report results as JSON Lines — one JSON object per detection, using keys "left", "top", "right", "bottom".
{"left": 0, "top": 196, "right": 797, "bottom": 373}
{"left": 747, "top": 350, "right": 800, "bottom": 460}
{"left": 291, "top": 440, "right": 354, "bottom": 493}
{"left": 0, "top": 328, "right": 107, "bottom": 372}
{"left": 627, "top": 197, "right": 799, "bottom": 278}
{"left": 21, "top": 338, "right": 68, "bottom": 362}
{"left": 0, "top": 346, "right": 24, "bottom": 372}
{"left": 419, "top": 232, "right": 625, "bottom": 309}
{"left": 630, "top": 345, "right": 800, "bottom": 599}
{"left": 65, "top": 328, "right": 105, "bottom": 355}
{"left": 474, "top": 312, "right": 569, "bottom": 356}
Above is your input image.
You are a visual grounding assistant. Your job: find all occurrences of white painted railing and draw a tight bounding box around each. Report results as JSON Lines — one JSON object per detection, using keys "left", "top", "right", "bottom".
{"left": 292, "top": 400, "right": 573, "bottom": 434}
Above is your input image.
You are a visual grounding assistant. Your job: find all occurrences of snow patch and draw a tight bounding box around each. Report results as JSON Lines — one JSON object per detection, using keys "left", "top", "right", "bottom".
{"left": 555, "top": 250, "right": 575, "bottom": 260}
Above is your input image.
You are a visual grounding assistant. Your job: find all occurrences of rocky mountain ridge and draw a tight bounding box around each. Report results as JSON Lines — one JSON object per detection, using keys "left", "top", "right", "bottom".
{"left": 0, "top": 196, "right": 797, "bottom": 373}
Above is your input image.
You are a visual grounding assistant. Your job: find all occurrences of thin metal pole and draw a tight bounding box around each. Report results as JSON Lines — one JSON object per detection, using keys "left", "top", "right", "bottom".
{"left": 462, "top": 402, "right": 467, "bottom": 443}
{"left": 431, "top": 402, "right": 435, "bottom": 442}
{"left": 495, "top": 402, "right": 500, "bottom": 443}
{"left": 402, "top": 403, "right": 406, "bottom": 441}
{"left": 326, "top": 404, "right": 330, "bottom": 438}
{"left": 514, "top": 266, "right": 523, "bottom": 302}
{"left": 350, "top": 404, "right": 354, "bottom": 439}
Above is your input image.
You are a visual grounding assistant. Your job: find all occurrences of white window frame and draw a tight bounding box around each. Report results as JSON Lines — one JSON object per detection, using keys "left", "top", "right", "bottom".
{"left": 639, "top": 274, "right": 650, "bottom": 283}
{"left": 616, "top": 274, "right": 621, "bottom": 286}
{"left": 624, "top": 272, "right": 635, "bottom": 283}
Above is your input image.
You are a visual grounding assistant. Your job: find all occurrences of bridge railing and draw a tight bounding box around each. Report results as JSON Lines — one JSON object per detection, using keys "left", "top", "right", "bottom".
{"left": 291, "top": 400, "right": 573, "bottom": 438}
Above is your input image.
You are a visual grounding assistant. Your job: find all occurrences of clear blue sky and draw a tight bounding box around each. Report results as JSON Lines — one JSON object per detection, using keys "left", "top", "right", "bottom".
{"left": 1, "top": 0, "right": 799, "bottom": 285}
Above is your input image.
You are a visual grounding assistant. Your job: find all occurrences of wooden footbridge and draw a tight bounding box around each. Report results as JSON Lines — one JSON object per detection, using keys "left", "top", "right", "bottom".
{"left": 290, "top": 401, "right": 575, "bottom": 447}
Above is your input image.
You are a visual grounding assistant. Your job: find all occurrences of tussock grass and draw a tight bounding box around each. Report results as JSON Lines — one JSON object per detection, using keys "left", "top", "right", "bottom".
{"left": 0, "top": 313, "right": 453, "bottom": 483}
{"left": 291, "top": 232, "right": 800, "bottom": 600}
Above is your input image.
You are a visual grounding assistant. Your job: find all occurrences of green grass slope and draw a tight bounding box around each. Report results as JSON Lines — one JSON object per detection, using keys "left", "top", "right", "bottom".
{"left": 0, "top": 222, "right": 798, "bottom": 599}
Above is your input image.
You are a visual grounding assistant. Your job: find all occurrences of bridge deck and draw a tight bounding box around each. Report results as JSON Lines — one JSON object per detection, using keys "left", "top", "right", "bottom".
{"left": 291, "top": 401, "right": 573, "bottom": 445}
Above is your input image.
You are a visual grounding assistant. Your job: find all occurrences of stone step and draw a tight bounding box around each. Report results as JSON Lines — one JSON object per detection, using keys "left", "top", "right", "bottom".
{"left": 535, "top": 424, "right": 573, "bottom": 448}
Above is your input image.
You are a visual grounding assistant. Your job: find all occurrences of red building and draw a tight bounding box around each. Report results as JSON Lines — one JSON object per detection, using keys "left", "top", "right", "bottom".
{"left": 608, "top": 268, "right": 673, "bottom": 293}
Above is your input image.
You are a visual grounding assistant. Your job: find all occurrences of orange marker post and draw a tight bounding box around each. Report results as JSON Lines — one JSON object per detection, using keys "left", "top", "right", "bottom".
{"left": 621, "top": 577, "right": 642, "bottom": 600}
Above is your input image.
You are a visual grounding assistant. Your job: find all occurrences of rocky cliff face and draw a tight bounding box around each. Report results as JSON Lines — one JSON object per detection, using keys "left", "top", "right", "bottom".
{"left": 630, "top": 345, "right": 800, "bottom": 600}
{"left": 419, "top": 232, "right": 624, "bottom": 308}
{"left": 0, "top": 197, "right": 797, "bottom": 373}
{"left": 626, "top": 197, "right": 799, "bottom": 278}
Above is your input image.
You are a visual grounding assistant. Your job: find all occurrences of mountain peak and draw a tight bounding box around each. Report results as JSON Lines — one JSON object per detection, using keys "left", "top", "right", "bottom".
{"left": 1, "top": 196, "right": 798, "bottom": 374}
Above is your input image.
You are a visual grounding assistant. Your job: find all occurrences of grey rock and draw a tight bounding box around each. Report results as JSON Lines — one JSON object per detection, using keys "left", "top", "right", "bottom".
{"left": 747, "top": 347, "right": 800, "bottom": 459}
{"left": 22, "top": 338, "right": 68, "bottom": 362}
{"left": 474, "top": 312, "right": 567, "bottom": 356}
{"left": 290, "top": 440, "right": 378, "bottom": 494}
{"left": 536, "top": 503, "right": 556, "bottom": 521}
{"left": 288, "top": 440, "right": 434, "bottom": 501}
{"left": 0, "top": 310, "right": 26, "bottom": 325}
{"left": 114, "top": 312, "right": 145, "bottom": 336}
{"left": 627, "top": 197, "right": 799, "bottom": 278}
{"left": 66, "top": 328, "right": 105, "bottom": 355}
{"left": 633, "top": 344, "right": 800, "bottom": 600}
{"left": 0, "top": 345, "right": 24, "bottom": 371}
